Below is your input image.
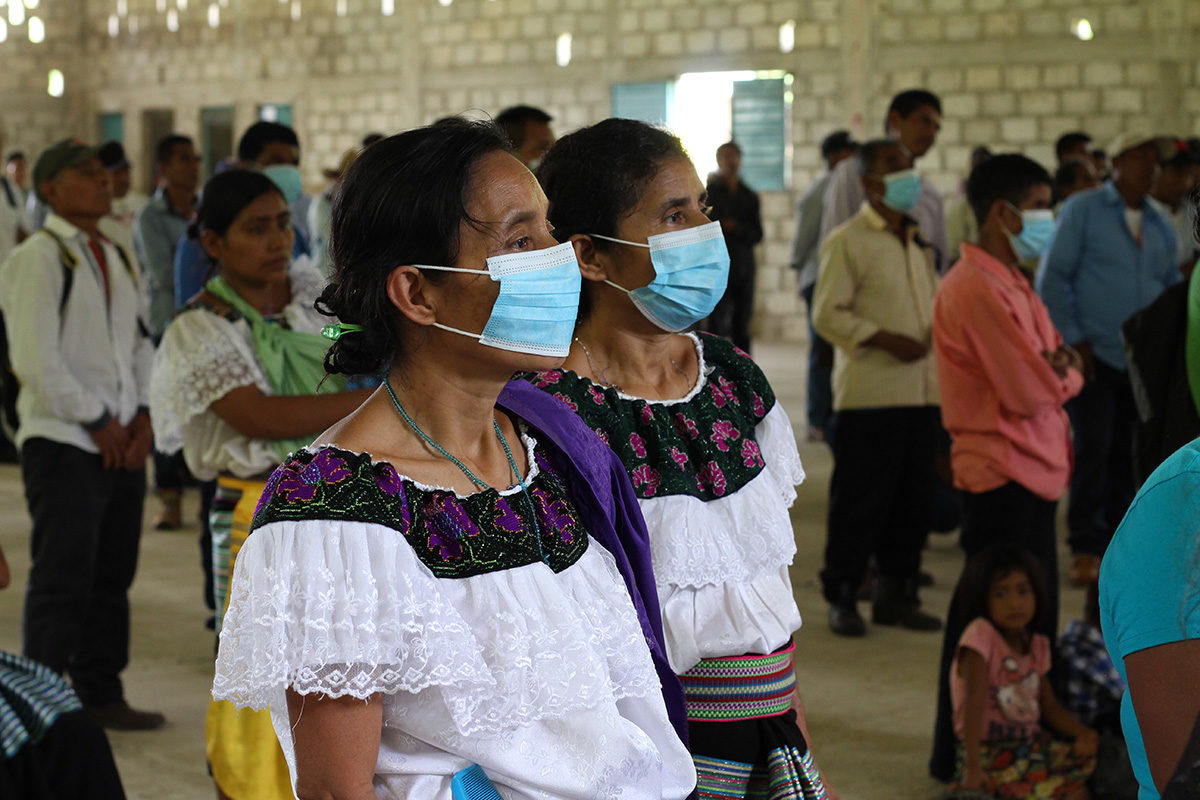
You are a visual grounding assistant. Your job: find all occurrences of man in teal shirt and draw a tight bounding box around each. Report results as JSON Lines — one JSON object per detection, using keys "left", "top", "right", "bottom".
{"left": 1037, "top": 133, "right": 1180, "bottom": 580}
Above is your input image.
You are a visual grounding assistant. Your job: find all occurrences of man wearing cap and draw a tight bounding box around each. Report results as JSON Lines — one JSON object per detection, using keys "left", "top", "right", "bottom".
{"left": 1037, "top": 132, "right": 1181, "bottom": 584}
{"left": 792, "top": 130, "right": 858, "bottom": 441}
{"left": 0, "top": 136, "right": 31, "bottom": 264}
{"left": 97, "top": 141, "right": 146, "bottom": 254}
{"left": 0, "top": 139, "right": 162, "bottom": 731}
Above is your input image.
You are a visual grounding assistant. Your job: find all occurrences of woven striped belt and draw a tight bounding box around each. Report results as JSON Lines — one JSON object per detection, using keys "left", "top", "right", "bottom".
{"left": 678, "top": 642, "right": 796, "bottom": 722}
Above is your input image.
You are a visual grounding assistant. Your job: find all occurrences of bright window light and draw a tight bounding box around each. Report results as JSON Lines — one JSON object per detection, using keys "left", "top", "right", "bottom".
{"left": 108, "top": 12, "right": 119, "bottom": 35}
{"left": 556, "top": 32, "right": 572, "bottom": 67}
{"left": 23, "top": 0, "right": 37, "bottom": 9}
{"left": 8, "top": 2, "right": 23, "bottom": 26}
{"left": 381, "top": 0, "right": 393, "bottom": 15}
{"left": 116, "top": 0, "right": 126, "bottom": 15}
{"left": 779, "top": 20, "right": 795, "bottom": 53}
{"left": 1071, "top": 18, "right": 1094, "bottom": 41}
{"left": 437, "top": 0, "right": 451, "bottom": 5}
{"left": 177, "top": 0, "right": 186, "bottom": 10}
{"left": 207, "top": 3, "right": 218, "bottom": 27}
{"left": 290, "top": 0, "right": 300, "bottom": 19}
{"left": 0, "top": 21, "right": 7, "bottom": 42}
{"left": 166, "top": 8, "right": 178, "bottom": 30}
{"left": 336, "top": 0, "right": 346, "bottom": 16}
{"left": 27, "top": 14, "right": 42, "bottom": 41}
{"left": 156, "top": 0, "right": 165, "bottom": 13}
{"left": 47, "top": 68, "right": 64, "bottom": 97}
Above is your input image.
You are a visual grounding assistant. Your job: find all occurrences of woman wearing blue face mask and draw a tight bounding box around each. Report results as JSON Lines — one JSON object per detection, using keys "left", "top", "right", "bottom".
{"left": 211, "top": 120, "right": 695, "bottom": 800}
{"left": 525, "top": 118, "right": 832, "bottom": 799}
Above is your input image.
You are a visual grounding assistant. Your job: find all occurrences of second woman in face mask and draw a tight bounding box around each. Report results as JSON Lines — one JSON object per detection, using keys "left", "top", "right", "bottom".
{"left": 211, "top": 119, "right": 694, "bottom": 800}
{"left": 525, "top": 118, "right": 834, "bottom": 798}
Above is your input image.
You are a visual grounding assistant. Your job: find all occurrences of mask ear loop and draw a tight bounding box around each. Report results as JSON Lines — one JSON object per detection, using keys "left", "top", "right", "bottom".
{"left": 587, "top": 234, "right": 650, "bottom": 294}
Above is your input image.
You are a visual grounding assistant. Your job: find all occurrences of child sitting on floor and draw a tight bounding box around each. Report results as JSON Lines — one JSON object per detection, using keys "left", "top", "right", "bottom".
{"left": 951, "top": 545, "right": 1099, "bottom": 799}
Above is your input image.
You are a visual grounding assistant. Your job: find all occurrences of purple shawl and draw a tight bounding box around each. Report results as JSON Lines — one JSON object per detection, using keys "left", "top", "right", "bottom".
{"left": 498, "top": 379, "right": 689, "bottom": 747}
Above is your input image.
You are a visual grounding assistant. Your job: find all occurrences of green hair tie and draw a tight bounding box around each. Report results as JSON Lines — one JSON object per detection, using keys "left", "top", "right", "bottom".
{"left": 321, "top": 323, "right": 364, "bottom": 341}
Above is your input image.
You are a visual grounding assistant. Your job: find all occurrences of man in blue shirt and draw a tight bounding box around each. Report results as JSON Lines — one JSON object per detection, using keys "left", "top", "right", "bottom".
{"left": 1037, "top": 132, "right": 1180, "bottom": 581}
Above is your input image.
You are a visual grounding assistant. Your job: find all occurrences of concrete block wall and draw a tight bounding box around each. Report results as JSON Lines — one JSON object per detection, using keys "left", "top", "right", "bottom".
{"left": 1, "top": 0, "right": 1197, "bottom": 341}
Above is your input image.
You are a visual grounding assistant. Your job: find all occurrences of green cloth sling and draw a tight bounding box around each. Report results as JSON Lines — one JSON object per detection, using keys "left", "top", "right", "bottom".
{"left": 205, "top": 276, "right": 346, "bottom": 460}
{"left": 1187, "top": 260, "right": 1200, "bottom": 419}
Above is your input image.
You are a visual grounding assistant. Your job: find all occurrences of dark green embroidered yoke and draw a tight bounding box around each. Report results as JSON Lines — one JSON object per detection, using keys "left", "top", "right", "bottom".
{"left": 518, "top": 333, "right": 777, "bottom": 502}
{"left": 251, "top": 443, "right": 589, "bottom": 579}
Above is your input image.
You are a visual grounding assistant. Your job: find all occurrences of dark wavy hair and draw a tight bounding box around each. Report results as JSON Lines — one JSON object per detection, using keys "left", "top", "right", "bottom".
{"left": 536, "top": 118, "right": 689, "bottom": 320}
{"left": 317, "top": 119, "right": 510, "bottom": 376}
{"left": 954, "top": 544, "right": 1051, "bottom": 634}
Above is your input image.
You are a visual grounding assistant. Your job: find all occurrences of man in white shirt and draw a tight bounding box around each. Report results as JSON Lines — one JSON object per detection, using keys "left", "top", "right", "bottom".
{"left": 819, "top": 89, "right": 949, "bottom": 272}
{"left": 0, "top": 140, "right": 31, "bottom": 265}
{"left": 0, "top": 139, "right": 163, "bottom": 730}
{"left": 813, "top": 139, "right": 942, "bottom": 637}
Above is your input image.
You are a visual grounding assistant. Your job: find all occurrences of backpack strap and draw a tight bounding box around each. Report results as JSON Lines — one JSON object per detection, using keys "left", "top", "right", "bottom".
{"left": 36, "top": 228, "right": 78, "bottom": 318}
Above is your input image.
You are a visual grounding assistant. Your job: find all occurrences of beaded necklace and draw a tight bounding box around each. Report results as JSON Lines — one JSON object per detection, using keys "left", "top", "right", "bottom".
{"left": 384, "top": 378, "right": 546, "bottom": 563}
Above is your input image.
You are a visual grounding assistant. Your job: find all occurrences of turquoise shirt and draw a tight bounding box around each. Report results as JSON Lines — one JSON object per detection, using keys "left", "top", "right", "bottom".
{"left": 1100, "top": 437, "right": 1200, "bottom": 800}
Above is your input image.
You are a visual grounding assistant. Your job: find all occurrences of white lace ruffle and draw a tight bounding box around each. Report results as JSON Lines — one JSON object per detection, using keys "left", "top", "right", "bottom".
{"left": 212, "top": 519, "right": 662, "bottom": 739}
{"left": 150, "top": 312, "right": 269, "bottom": 455}
{"left": 640, "top": 403, "right": 805, "bottom": 588}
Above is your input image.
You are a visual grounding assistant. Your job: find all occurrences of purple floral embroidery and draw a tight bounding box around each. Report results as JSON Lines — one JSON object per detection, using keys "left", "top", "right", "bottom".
{"left": 533, "top": 370, "right": 562, "bottom": 388}
{"left": 629, "top": 432, "right": 647, "bottom": 459}
{"left": 711, "top": 376, "right": 738, "bottom": 408}
{"left": 588, "top": 386, "right": 606, "bottom": 405}
{"left": 255, "top": 468, "right": 285, "bottom": 517}
{"left": 752, "top": 394, "right": 766, "bottom": 418}
{"left": 423, "top": 494, "right": 481, "bottom": 561}
{"left": 493, "top": 497, "right": 523, "bottom": 533}
{"left": 741, "top": 438, "right": 764, "bottom": 468}
{"left": 554, "top": 392, "right": 579, "bottom": 412}
{"left": 670, "top": 446, "right": 689, "bottom": 470}
{"left": 274, "top": 450, "right": 352, "bottom": 503}
{"left": 711, "top": 420, "right": 741, "bottom": 452}
{"left": 697, "top": 462, "right": 728, "bottom": 497}
{"left": 631, "top": 464, "right": 661, "bottom": 497}
{"left": 532, "top": 486, "right": 577, "bottom": 544}
{"left": 374, "top": 463, "right": 404, "bottom": 496}
{"left": 673, "top": 412, "right": 699, "bottom": 440}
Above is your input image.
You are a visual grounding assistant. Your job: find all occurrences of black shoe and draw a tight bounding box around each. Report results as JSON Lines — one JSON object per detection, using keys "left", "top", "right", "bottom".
{"left": 871, "top": 601, "right": 943, "bottom": 631}
{"left": 83, "top": 700, "right": 166, "bottom": 731}
{"left": 828, "top": 602, "right": 867, "bottom": 637}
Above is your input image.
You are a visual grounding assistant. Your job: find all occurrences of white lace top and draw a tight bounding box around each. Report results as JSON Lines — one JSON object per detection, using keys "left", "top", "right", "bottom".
{"left": 212, "top": 440, "right": 695, "bottom": 800}
{"left": 148, "top": 262, "right": 327, "bottom": 480}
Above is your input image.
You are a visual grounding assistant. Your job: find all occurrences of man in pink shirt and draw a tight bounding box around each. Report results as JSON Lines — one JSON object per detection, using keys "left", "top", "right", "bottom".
{"left": 927, "top": 153, "right": 1085, "bottom": 781}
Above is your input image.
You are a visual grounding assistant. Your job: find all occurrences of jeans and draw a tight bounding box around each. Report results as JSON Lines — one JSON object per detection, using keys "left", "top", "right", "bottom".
{"left": 21, "top": 438, "right": 146, "bottom": 705}
{"left": 800, "top": 283, "right": 833, "bottom": 435}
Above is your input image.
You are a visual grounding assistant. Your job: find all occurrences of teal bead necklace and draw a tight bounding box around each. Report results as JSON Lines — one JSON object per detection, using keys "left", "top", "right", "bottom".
{"left": 384, "top": 378, "right": 546, "bottom": 563}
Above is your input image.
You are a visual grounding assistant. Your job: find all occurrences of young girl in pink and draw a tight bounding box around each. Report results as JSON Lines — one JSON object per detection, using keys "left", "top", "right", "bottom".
{"left": 951, "top": 545, "right": 1098, "bottom": 799}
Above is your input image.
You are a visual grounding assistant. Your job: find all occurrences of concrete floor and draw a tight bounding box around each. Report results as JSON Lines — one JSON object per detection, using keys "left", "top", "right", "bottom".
{"left": 0, "top": 339, "right": 1087, "bottom": 800}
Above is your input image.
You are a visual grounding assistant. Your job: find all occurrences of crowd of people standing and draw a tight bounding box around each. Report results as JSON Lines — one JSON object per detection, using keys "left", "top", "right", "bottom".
{"left": 0, "top": 85, "right": 1196, "bottom": 800}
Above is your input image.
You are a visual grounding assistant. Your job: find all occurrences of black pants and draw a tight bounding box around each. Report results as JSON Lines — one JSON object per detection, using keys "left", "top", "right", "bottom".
{"left": 707, "top": 261, "right": 756, "bottom": 354}
{"left": 820, "top": 406, "right": 938, "bottom": 603}
{"left": 152, "top": 448, "right": 186, "bottom": 492}
{"left": 1066, "top": 361, "right": 1136, "bottom": 557}
{"left": 928, "top": 481, "right": 1060, "bottom": 781}
{"left": 21, "top": 438, "right": 146, "bottom": 706}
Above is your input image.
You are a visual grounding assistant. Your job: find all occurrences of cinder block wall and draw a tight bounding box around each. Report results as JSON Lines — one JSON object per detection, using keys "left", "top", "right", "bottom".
{"left": 2, "top": 0, "right": 1198, "bottom": 341}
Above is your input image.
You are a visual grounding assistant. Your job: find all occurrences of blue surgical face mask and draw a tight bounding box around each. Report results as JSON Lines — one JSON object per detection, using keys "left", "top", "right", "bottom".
{"left": 1005, "top": 203, "right": 1056, "bottom": 261}
{"left": 875, "top": 168, "right": 922, "bottom": 214}
{"left": 414, "top": 241, "right": 582, "bottom": 358}
{"left": 262, "top": 164, "right": 303, "bottom": 205}
{"left": 591, "top": 220, "right": 731, "bottom": 333}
